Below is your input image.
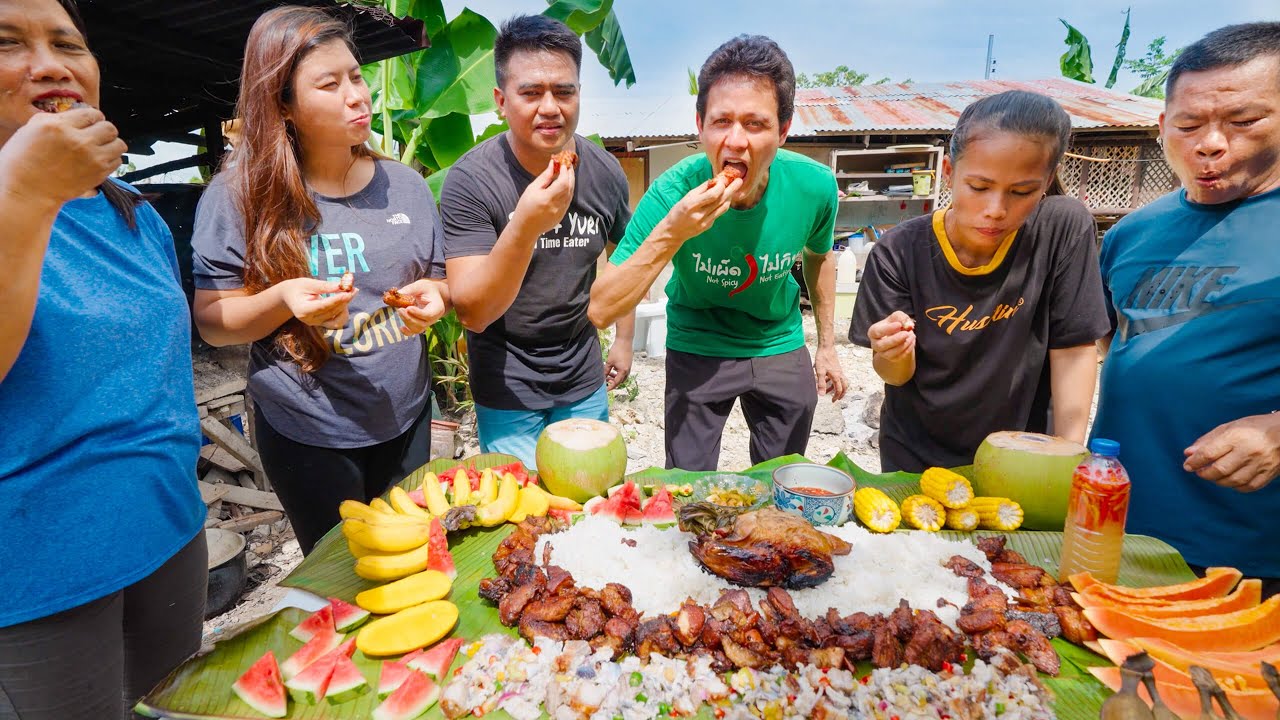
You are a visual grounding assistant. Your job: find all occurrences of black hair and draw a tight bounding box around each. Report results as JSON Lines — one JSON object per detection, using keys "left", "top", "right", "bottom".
{"left": 949, "top": 90, "right": 1072, "bottom": 195}
{"left": 1166, "top": 22, "right": 1280, "bottom": 99}
{"left": 56, "top": 0, "right": 143, "bottom": 229}
{"left": 493, "top": 15, "right": 582, "bottom": 89}
{"left": 696, "top": 35, "right": 795, "bottom": 126}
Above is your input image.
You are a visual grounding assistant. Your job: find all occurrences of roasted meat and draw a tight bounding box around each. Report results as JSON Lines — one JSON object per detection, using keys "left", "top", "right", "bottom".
{"left": 686, "top": 508, "right": 853, "bottom": 589}
{"left": 1006, "top": 619, "right": 1060, "bottom": 676}
{"left": 945, "top": 555, "right": 985, "bottom": 578}
{"left": 382, "top": 288, "right": 414, "bottom": 308}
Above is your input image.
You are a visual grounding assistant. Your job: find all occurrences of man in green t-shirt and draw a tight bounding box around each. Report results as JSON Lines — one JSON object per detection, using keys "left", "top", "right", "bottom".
{"left": 589, "top": 35, "right": 847, "bottom": 470}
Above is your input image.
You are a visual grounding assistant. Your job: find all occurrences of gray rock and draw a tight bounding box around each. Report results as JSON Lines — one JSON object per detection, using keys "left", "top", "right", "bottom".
{"left": 861, "top": 390, "right": 884, "bottom": 429}
{"left": 811, "top": 397, "right": 846, "bottom": 435}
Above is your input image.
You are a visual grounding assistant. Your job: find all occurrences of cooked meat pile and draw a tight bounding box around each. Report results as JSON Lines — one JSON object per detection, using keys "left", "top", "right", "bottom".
{"left": 482, "top": 518, "right": 973, "bottom": 674}
{"left": 945, "top": 535, "right": 1098, "bottom": 676}
{"left": 680, "top": 505, "right": 853, "bottom": 589}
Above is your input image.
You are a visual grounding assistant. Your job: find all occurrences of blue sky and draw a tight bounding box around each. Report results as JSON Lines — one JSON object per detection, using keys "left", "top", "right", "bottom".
{"left": 448, "top": 0, "right": 1279, "bottom": 99}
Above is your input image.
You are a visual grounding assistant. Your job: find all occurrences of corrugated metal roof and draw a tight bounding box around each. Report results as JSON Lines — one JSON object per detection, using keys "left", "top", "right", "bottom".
{"left": 583, "top": 78, "right": 1162, "bottom": 141}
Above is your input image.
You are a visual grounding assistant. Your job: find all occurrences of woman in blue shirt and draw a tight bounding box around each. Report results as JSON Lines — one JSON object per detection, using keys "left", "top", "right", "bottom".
{"left": 0, "top": 1, "right": 207, "bottom": 717}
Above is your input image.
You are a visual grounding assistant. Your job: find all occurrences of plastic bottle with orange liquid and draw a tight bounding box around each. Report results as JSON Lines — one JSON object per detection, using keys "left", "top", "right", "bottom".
{"left": 1058, "top": 438, "right": 1131, "bottom": 584}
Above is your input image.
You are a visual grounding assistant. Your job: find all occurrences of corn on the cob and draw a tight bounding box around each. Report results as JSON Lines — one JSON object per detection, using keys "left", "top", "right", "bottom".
{"left": 971, "top": 496, "right": 1024, "bottom": 531}
{"left": 920, "top": 467, "right": 974, "bottom": 509}
{"left": 854, "top": 487, "right": 901, "bottom": 533}
{"left": 900, "top": 494, "right": 945, "bottom": 532}
{"left": 944, "top": 506, "right": 980, "bottom": 531}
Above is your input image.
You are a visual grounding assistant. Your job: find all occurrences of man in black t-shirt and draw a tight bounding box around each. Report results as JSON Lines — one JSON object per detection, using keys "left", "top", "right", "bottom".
{"left": 440, "top": 15, "right": 634, "bottom": 469}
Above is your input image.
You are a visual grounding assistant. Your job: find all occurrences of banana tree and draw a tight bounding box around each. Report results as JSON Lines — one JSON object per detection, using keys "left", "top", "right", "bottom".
{"left": 1059, "top": 8, "right": 1130, "bottom": 89}
{"left": 350, "top": 0, "right": 636, "bottom": 410}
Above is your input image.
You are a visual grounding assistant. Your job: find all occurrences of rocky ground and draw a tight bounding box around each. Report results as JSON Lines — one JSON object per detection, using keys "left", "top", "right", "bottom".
{"left": 204, "top": 313, "right": 885, "bottom": 642}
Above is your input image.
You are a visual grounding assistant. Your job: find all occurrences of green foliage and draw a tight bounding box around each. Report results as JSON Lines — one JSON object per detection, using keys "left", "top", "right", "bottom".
{"left": 1104, "top": 8, "right": 1131, "bottom": 89}
{"left": 1125, "top": 37, "right": 1180, "bottom": 98}
{"left": 356, "top": 1, "right": 637, "bottom": 411}
{"left": 1059, "top": 19, "right": 1095, "bottom": 84}
{"left": 598, "top": 328, "right": 638, "bottom": 404}
{"left": 795, "top": 65, "right": 885, "bottom": 88}
{"left": 687, "top": 67, "right": 698, "bottom": 96}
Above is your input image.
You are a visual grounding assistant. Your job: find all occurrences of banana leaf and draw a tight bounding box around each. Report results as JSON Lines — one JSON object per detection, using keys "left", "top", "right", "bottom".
{"left": 141, "top": 453, "right": 1198, "bottom": 719}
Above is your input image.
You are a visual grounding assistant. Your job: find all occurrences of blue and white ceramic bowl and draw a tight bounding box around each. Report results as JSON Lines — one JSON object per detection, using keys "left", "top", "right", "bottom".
{"left": 771, "top": 463, "right": 855, "bottom": 526}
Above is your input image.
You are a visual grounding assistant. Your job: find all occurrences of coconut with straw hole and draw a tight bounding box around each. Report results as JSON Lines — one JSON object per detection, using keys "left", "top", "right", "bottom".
{"left": 972, "top": 431, "right": 1089, "bottom": 530}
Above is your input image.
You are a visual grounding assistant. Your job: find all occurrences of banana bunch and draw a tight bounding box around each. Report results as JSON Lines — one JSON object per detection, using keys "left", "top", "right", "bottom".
{"left": 421, "top": 467, "right": 582, "bottom": 528}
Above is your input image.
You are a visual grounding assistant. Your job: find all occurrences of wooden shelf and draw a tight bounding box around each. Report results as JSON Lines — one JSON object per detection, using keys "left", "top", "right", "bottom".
{"left": 835, "top": 172, "right": 924, "bottom": 179}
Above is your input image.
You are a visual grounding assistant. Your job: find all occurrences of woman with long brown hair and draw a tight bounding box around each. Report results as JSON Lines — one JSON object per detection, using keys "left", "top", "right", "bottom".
{"left": 0, "top": 0, "right": 208, "bottom": 716}
{"left": 192, "top": 6, "right": 450, "bottom": 554}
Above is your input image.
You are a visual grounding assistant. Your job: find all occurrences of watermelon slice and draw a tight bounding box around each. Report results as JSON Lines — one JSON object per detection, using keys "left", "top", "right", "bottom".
{"left": 280, "top": 627, "right": 343, "bottom": 679}
{"left": 232, "top": 651, "right": 287, "bottom": 718}
{"left": 406, "top": 487, "right": 428, "bottom": 507}
{"left": 284, "top": 650, "right": 337, "bottom": 705}
{"left": 289, "top": 604, "right": 334, "bottom": 642}
{"left": 640, "top": 485, "right": 676, "bottom": 525}
{"left": 425, "top": 518, "right": 455, "bottom": 579}
{"left": 373, "top": 669, "right": 439, "bottom": 720}
{"left": 328, "top": 597, "right": 371, "bottom": 632}
{"left": 586, "top": 480, "right": 644, "bottom": 524}
{"left": 325, "top": 654, "right": 370, "bottom": 704}
{"left": 377, "top": 660, "right": 413, "bottom": 700}
{"left": 405, "top": 637, "right": 464, "bottom": 680}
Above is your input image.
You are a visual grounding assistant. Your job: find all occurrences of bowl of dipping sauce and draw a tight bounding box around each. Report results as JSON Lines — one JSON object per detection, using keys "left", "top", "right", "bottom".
{"left": 771, "top": 463, "right": 855, "bottom": 526}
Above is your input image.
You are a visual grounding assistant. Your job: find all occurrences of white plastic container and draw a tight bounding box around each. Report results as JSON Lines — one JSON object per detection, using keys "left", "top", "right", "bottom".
{"left": 631, "top": 299, "right": 668, "bottom": 357}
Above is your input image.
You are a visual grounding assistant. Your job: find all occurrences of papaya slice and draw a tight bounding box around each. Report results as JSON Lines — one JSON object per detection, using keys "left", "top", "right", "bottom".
{"left": 1097, "top": 638, "right": 1268, "bottom": 690}
{"left": 1069, "top": 567, "right": 1242, "bottom": 601}
{"left": 1074, "top": 579, "right": 1262, "bottom": 618}
{"left": 1084, "top": 594, "right": 1280, "bottom": 652}
{"left": 1136, "top": 635, "right": 1280, "bottom": 671}
{"left": 1089, "top": 666, "right": 1279, "bottom": 720}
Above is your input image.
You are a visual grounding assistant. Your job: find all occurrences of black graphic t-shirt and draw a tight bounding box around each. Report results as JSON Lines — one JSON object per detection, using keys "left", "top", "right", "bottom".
{"left": 439, "top": 134, "right": 631, "bottom": 410}
{"left": 192, "top": 160, "right": 445, "bottom": 448}
{"left": 850, "top": 196, "right": 1110, "bottom": 471}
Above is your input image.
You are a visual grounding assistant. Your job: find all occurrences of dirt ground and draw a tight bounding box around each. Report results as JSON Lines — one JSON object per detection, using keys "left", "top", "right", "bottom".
{"left": 203, "top": 314, "right": 884, "bottom": 641}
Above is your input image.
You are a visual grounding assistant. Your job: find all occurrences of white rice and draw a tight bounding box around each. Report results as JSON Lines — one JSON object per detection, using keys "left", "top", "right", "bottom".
{"left": 536, "top": 516, "right": 1007, "bottom": 628}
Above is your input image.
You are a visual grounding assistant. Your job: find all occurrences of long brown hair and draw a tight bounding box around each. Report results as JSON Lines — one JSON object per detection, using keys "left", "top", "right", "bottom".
{"left": 224, "top": 6, "right": 378, "bottom": 372}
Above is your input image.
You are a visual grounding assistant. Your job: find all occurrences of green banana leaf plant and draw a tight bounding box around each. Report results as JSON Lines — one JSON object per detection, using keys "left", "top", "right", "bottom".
{"left": 1058, "top": 8, "right": 1130, "bottom": 90}
{"left": 348, "top": 0, "right": 636, "bottom": 412}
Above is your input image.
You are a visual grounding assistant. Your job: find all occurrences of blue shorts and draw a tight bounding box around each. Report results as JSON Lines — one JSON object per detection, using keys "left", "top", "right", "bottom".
{"left": 474, "top": 385, "right": 610, "bottom": 471}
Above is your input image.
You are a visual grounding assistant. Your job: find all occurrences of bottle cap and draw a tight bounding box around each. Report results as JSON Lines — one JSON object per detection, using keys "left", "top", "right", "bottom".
{"left": 1089, "top": 438, "right": 1120, "bottom": 457}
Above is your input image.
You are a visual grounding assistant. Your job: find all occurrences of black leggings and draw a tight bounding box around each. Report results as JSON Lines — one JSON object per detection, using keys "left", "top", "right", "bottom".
{"left": 254, "top": 402, "right": 432, "bottom": 555}
{"left": 0, "top": 531, "right": 207, "bottom": 720}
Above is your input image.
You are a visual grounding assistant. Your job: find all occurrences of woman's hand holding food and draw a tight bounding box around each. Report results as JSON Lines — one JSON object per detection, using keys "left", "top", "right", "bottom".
{"left": 0, "top": 106, "right": 126, "bottom": 207}
{"left": 278, "top": 277, "right": 356, "bottom": 330}
{"left": 868, "top": 310, "right": 916, "bottom": 360}
{"left": 393, "top": 279, "right": 449, "bottom": 335}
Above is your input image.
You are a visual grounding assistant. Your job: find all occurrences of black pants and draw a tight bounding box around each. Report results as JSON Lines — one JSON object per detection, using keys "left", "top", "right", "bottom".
{"left": 1188, "top": 564, "right": 1280, "bottom": 599}
{"left": 255, "top": 402, "right": 432, "bottom": 555}
{"left": 0, "top": 532, "right": 207, "bottom": 720}
{"left": 664, "top": 347, "right": 819, "bottom": 471}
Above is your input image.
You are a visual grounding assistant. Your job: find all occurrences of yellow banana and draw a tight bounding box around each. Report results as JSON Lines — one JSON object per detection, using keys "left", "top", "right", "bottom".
{"left": 389, "top": 486, "right": 431, "bottom": 519}
{"left": 476, "top": 473, "right": 519, "bottom": 527}
{"left": 339, "top": 499, "right": 383, "bottom": 523}
{"left": 342, "top": 517, "right": 430, "bottom": 552}
{"left": 369, "top": 497, "right": 397, "bottom": 515}
{"left": 477, "top": 468, "right": 498, "bottom": 505}
{"left": 422, "top": 472, "right": 451, "bottom": 516}
{"left": 451, "top": 468, "right": 472, "bottom": 506}
{"left": 353, "top": 541, "right": 430, "bottom": 581}
{"left": 347, "top": 538, "right": 393, "bottom": 559}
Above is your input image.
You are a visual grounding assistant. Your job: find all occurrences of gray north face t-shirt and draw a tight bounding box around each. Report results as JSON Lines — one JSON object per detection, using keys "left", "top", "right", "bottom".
{"left": 439, "top": 133, "right": 631, "bottom": 410}
{"left": 191, "top": 159, "right": 445, "bottom": 448}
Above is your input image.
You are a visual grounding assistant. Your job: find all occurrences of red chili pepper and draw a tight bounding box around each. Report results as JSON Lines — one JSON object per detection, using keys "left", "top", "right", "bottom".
{"left": 942, "top": 661, "right": 953, "bottom": 673}
{"left": 531, "top": 646, "right": 541, "bottom": 655}
{"left": 728, "top": 253, "right": 759, "bottom": 297}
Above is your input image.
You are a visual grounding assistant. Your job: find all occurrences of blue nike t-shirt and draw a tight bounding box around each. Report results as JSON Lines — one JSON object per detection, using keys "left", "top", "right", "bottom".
{"left": 1092, "top": 185, "right": 1280, "bottom": 578}
{"left": 0, "top": 183, "right": 204, "bottom": 627}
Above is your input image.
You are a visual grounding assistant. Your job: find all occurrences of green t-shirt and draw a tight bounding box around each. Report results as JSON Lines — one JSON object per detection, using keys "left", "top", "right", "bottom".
{"left": 610, "top": 150, "right": 837, "bottom": 357}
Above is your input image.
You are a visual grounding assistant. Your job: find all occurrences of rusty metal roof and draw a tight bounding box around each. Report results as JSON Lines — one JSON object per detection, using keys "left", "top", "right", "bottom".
{"left": 77, "top": 0, "right": 426, "bottom": 145}
{"left": 584, "top": 78, "right": 1161, "bottom": 141}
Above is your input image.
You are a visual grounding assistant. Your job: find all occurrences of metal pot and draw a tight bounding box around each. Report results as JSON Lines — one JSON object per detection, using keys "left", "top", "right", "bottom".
{"left": 204, "top": 528, "right": 248, "bottom": 619}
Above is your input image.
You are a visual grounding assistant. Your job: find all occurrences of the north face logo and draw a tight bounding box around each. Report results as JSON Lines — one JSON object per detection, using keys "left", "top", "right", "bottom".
{"left": 387, "top": 213, "right": 411, "bottom": 225}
